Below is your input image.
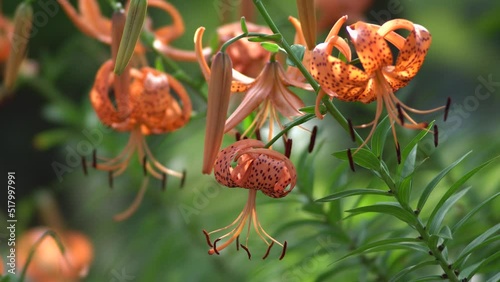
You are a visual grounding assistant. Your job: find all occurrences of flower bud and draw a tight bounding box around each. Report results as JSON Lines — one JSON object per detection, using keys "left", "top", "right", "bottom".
{"left": 202, "top": 51, "right": 233, "bottom": 174}
{"left": 114, "top": 0, "right": 147, "bottom": 74}
{"left": 3, "top": 2, "right": 33, "bottom": 93}
{"left": 295, "top": 0, "right": 317, "bottom": 50}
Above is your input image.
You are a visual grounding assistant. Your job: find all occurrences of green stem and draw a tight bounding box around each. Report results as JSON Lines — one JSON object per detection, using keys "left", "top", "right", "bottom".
{"left": 264, "top": 113, "right": 316, "bottom": 148}
{"left": 253, "top": 0, "right": 364, "bottom": 146}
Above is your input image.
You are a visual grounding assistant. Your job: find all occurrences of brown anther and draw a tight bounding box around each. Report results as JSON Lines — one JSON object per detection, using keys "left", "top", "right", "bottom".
{"left": 213, "top": 239, "right": 221, "bottom": 255}
{"left": 161, "top": 173, "right": 167, "bottom": 191}
{"left": 396, "top": 103, "right": 404, "bottom": 125}
{"left": 279, "top": 241, "right": 287, "bottom": 260}
{"left": 255, "top": 129, "right": 261, "bottom": 141}
{"left": 434, "top": 124, "right": 439, "bottom": 147}
{"left": 262, "top": 242, "right": 274, "bottom": 260}
{"left": 347, "top": 119, "right": 355, "bottom": 142}
{"left": 202, "top": 230, "right": 213, "bottom": 248}
{"left": 142, "top": 156, "right": 147, "bottom": 176}
{"left": 92, "top": 149, "right": 97, "bottom": 168}
{"left": 236, "top": 235, "right": 240, "bottom": 251}
{"left": 235, "top": 132, "right": 242, "bottom": 141}
{"left": 285, "top": 139, "right": 293, "bottom": 158}
{"left": 444, "top": 97, "right": 451, "bottom": 122}
{"left": 347, "top": 149, "right": 355, "bottom": 172}
{"left": 308, "top": 126, "right": 318, "bottom": 153}
{"left": 396, "top": 142, "right": 401, "bottom": 164}
{"left": 240, "top": 244, "right": 251, "bottom": 260}
{"left": 81, "top": 156, "right": 88, "bottom": 176}
{"left": 108, "top": 171, "right": 113, "bottom": 189}
{"left": 180, "top": 170, "right": 187, "bottom": 188}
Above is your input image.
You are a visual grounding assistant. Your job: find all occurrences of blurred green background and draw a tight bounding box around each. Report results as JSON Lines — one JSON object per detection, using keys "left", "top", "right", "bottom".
{"left": 0, "top": 0, "right": 499, "bottom": 281}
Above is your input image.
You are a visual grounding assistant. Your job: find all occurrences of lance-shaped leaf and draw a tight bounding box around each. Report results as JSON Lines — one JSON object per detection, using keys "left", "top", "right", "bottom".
{"left": 114, "top": 0, "right": 147, "bottom": 74}
{"left": 316, "top": 189, "right": 392, "bottom": 202}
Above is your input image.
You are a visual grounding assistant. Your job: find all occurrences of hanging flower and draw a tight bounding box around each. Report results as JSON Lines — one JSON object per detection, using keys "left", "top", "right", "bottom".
{"left": 203, "top": 139, "right": 296, "bottom": 259}
{"left": 195, "top": 27, "right": 308, "bottom": 141}
{"left": 57, "top": 0, "right": 199, "bottom": 60}
{"left": 90, "top": 59, "right": 191, "bottom": 220}
{"left": 311, "top": 18, "right": 445, "bottom": 149}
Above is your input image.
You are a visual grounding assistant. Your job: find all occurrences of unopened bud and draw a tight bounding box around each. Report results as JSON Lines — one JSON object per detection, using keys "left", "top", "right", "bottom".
{"left": 114, "top": 0, "right": 147, "bottom": 74}
{"left": 202, "top": 51, "right": 233, "bottom": 174}
{"left": 295, "top": 0, "right": 317, "bottom": 50}
{"left": 3, "top": 3, "right": 33, "bottom": 93}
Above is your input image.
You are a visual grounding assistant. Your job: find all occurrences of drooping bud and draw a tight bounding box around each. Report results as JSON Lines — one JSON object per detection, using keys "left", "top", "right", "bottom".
{"left": 111, "top": 7, "right": 130, "bottom": 118}
{"left": 295, "top": 0, "right": 316, "bottom": 50}
{"left": 202, "top": 51, "right": 233, "bottom": 174}
{"left": 3, "top": 2, "right": 33, "bottom": 93}
{"left": 114, "top": 0, "right": 147, "bottom": 74}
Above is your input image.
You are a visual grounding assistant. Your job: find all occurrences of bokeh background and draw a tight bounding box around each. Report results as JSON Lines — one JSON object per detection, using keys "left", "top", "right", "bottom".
{"left": 0, "top": 0, "right": 499, "bottom": 281}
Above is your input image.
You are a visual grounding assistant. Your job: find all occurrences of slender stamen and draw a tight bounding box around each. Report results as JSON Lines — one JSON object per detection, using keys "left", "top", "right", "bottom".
{"left": 180, "top": 170, "right": 186, "bottom": 188}
{"left": 236, "top": 235, "right": 240, "bottom": 251}
{"left": 396, "top": 103, "right": 404, "bottom": 125}
{"left": 434, "top": 125, "right": 439, "bottom": 147}
{"left": 161, "top": 173, "right": 167, "bottom": 190}
{"left": 108, "top": 171, "right": 114, "bottom": 188}
{"left": 279, "top": 241, "right": 287, "bottom": 260}
{"left": 255, "top": 128, "right": 261, "bottom": 141}
{"left": 92, "top": 149, "right": 97, "bottom": 168}
{"left": 81, "top": 156, "right": 88, "bottom": 176}
{"left": 143, "top": 156, "right": 147, "bottom": 176}
{"left": 262, "top": 242, "right": 274, "bottom": 260}
{"left": 308, "top": 126, "right": 318, "bottom": 153}
{"left": 213, "top": 239, "right": 221, "bottom": 255}
{"left": 347, "top": 149, "right": 355, "bottom": 172}
{"left": 285, "top": 139, "right": 293, "bottom": 158}
{"left": 113, "top": 177, "right": 150, "bottom": 221}
{"left": 348, "top": 119, "right": 355, "bottom": 141}
{"left": 396, "top": 142, "right": 401, "bottom": 164}
{"left": 444, "top": 97, "right": 451, "bottom": 122}
{"left": 203, "top": 230, "right": 213, "bottom": 248}
{"left": 240, "top": 244, "right": 251, "bottom": 260}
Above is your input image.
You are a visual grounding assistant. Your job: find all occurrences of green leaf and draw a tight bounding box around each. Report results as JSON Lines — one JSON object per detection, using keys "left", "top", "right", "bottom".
{"left": 33, "top": 128, "right": 73, "bottom": 150}
{"left": 398, "top": 144, "right": 418, "bottom": 179}
{"left": 333, "top": 148, "right": 380, "bottom": 171}
{"left": 460, "top": 251, "right": 500, "bottom": 281}
{"left": 333, "top": 237, "right": 423, "bottom": 263}
{"left": 286, "top": 44, "right": 305, "bottom": 67}
{"left": 389, "top": 260, "right": 438, "bottom": 282}
{"left": 438, "top": 225, "right": 453, "bottom": 240}
{"left": 454, "top": 223, "right": 500, "bottom": 268}
{"left": 486, "top": 272, "right": 500, "bottom": 282}
{"left": 240, "top": 16, "right": 248, "bottom": 33}
{"left": 397, "top": 176, "right": 412, "bottom": 205}
{"left": 408, "top": 275, "right": 444, "bottom": 282}
{"left": 345, "top": 203, "right": 418, "bottom": 226}
{"left": 427, "top": 187, "right": 471, "bottom": 234}
{"left": 370, "top": 115, "right": 391, "bottom": 157}
{"left": 247, "top": 33, "right": 282, "bottom": 42}
{"left": 451, "top": 192, "right": 500, "bottom": 234}
{"left": 426, "top": 155, "right": 498, "bottom": 225}
{"left": 416, "top": 151, "right": 472, "bottom": 212}
{"left": 114, "top": 0, "right": 147, "bottom": 74}
{"left": 316, "top": 189, "right": 391, "bottom": 202}
{"left": 260, "top": 42, "right": 280, "bottom": 53}
{"left": 400, "top": 121, "right": 434, "bottom": 164}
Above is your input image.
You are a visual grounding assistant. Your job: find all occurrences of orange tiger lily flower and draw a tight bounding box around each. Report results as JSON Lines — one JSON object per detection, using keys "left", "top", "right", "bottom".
{"left": 311, "top": 18, "right": 444, "bottom": 149}
{"left": 204, "top": 139, "right": 296, "bottom": 259}
{"left": 0, "top": 13, "right": 13, "bottom": 63}
{"left": 90, "top": 59, "right": 191, "bottom": 220}
{"left": 195, "top": 27, "right": 307, "bottom": 141}
{"left": 58, "top": 0, "right": 199, "bottom": 60}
